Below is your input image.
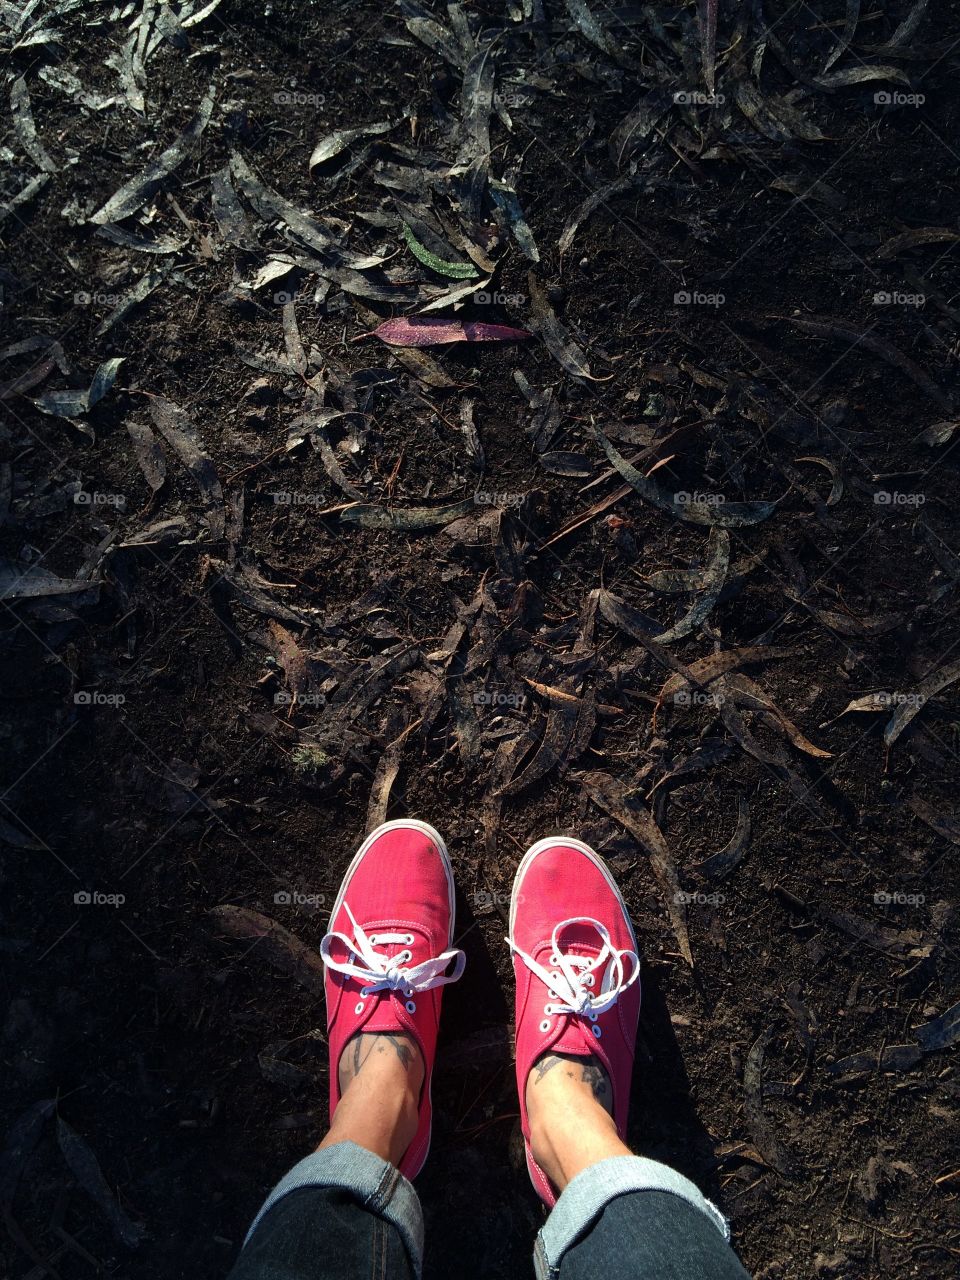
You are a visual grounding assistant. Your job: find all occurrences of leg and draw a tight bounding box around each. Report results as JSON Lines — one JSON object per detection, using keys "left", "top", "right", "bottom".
{"left": 229, "top": 1033, "right": 424, "bottom": 1280}
{"left": 229, "top": 1182, "right": 415, "bottom": 1280}
{"left": 525, "top": 1049, "right": 625, "bottom": 1191}
{"left": 558, "top": 1189, "right": 751, "bottom": 1280}
{"left": 320, "top": 1030, "right": 424, "bottom": 1168}
{"left": 527, "top": 1056, "right": 748, "bottom": 1279}
{"left": 229, "top": 821, "right": 466, "bottom": 1280}
{"left": 507, "top": 837, "right": 750, "bottom": 1279}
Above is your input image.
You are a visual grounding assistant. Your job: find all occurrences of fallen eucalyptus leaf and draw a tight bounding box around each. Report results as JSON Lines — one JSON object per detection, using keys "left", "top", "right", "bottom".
{"left": 581, "top": 771, "right": 693, "bottom": 967}
{"left": 884, "top": 655, "right": 960, "bottom": 746}
{"left": 33, "top": 357, "right": 125, "bottom": 419}
{"left": 595, "top": 427, "right": 777, "bottom": 526}
{"left": 913, "top": 999, "right": 960, "bottom": 1053}
{"left": 527, "top": 273, "right": 607, "bottom": 380}
{"left": 788, "top": 316, "right": 953, "bottom": 412}
{"left": 340, "top": 497, "right": 475, "bottom": 530}
{"left": 148, "top": 396, "right": 225, "bottom": 541}
{"left": 402, "top": 222, "right": 478, "bottom": 278}
{"left": 211, "top": 905, "right": 326, "bottom": 994}
{"left": 363, "top": 316, "right": 530, "bottom": 347}
{"left": 57, "top": 1117, "right": 145, "bottom": 1247}
{"left": 91, "top": 81, "right": 215, "bottom": 224}
{"left": 309, "top": 120, "right": 392, "bottom": 169}
{"left": 876, "top": 227, "right": 960, "bottom": 260}
{"left": 11, "top": 75, "right": 58, "bottom": 172}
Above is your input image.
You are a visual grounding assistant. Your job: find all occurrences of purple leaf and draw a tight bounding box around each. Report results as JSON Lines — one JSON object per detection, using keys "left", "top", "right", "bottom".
{"left": 366, "top": 316, "right": 531, "bottom": 347}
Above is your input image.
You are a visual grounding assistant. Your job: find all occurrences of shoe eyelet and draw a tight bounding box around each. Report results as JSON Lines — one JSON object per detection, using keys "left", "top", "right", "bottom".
{"left": 589, "top": 1013, "right": 598, "bottom": 1023}
{"left": 405, "top": 933, "right": 415, "bottom": 945}
{"left": 550, "top": 953, "right": 560, "bottom": 965}
{"left": 405, "top": 999, "right": 417, "bottom": 1013}
{"left": 368, "top": 934, "right": 378, "bottom": 945}
{"left": 592, "top": 1024, "right": 602, "bottom": 1039}
{"left": 354, "top": 1001, "right": 365, "bottom": 1015}
{"left": 539, "top": 1018, "right": 551, "bottom": 1033}
{"left": 584, "top": 974, "right": 595, "bottom": 987}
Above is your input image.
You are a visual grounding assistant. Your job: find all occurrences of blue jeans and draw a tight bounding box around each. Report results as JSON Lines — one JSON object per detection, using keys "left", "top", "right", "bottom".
{"left": 228, "top": 1141, "right": 751, "bottom": 1279}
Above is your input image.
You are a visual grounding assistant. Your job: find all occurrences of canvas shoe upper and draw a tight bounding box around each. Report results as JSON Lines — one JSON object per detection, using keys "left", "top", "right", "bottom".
{"left": 508, "top": 836, "right": 641, "bottom": 1205}
{"left": 320, "top": 819, "right": 465, "bottom": 1179}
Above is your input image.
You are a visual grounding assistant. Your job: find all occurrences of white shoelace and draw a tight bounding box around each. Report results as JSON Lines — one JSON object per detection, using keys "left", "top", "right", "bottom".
{"left": 320, "top": 902, "right": 466, "bottom": 999}
{"left": 507, "top": 916, "right": 640, "bottom": 1019}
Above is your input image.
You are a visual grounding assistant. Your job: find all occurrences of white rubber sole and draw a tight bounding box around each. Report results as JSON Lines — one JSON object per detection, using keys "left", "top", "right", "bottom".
{"left": 326, "top": 818, "right": 457, "bottom": 946}
{"left": 508, "top": 834, "right": 638, "bottom": 952}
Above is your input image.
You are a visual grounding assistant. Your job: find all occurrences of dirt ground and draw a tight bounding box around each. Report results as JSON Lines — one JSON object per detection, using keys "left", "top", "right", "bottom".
{"left": 2, "top": 2, "right": 960, "bottom": 1277}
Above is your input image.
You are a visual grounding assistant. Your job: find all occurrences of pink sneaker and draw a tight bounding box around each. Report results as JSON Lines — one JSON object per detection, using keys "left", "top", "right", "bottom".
{"left": 319, "top": 819, "right": 465, "bottom": 1179}
{"left": 508, "top": 836, "right": 641, "bottom": 1205}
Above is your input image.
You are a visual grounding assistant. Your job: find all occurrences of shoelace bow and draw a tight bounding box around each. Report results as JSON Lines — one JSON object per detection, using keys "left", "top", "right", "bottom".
{"left": 507, "top": 916, "right": 640, "bottom": 1017}
{"left": 320, "top": 902, "right": 466, "bottom": 999}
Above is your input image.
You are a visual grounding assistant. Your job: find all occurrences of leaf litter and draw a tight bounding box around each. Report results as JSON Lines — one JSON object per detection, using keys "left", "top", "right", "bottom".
{"left": 5, "top": 1, "right": 960, "bottom": 1266}
{"left": 57, "top": 1117, "right": 145, "bottom": 1248}
{"left": 580, "top": 771, "right": 693, "bottom": 968}
{"left": 148, "top": 396, "right": 225, "bottom": 540}
{"left": 90, "top": 80, "right": 215, "bottom": 224}
{"left": 309, "top": 121, "right": 393, "bottom": 170}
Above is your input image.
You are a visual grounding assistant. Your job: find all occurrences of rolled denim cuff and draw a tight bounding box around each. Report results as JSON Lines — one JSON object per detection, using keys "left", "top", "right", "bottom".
{"left": 243, "top": 1140, "right": 424, "bottom": 1276}
{"left": 534, "top": 1154, "right": 729, "bottom": 1280}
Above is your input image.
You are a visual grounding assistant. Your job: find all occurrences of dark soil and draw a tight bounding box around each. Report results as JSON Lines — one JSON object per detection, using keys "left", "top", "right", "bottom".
{"left": 2, "top": 3, "right": 960, "bottom": 1278}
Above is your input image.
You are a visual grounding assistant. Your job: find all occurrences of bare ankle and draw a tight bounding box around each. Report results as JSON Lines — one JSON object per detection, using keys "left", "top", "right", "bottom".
{"left": 526, "top": 1051, "right": 614, "bottom": 1119}
{"left": 339, "top": 1032, "right": 424, "bottom": 1099}
{"left": 319, "top": 1032, "right": 425, "bottom": 1167}
{"left": 526, "top": 1052, "right": 626, "bottom": 1194}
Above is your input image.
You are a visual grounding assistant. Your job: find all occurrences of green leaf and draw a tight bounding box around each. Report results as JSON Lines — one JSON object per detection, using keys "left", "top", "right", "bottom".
{"left": 401, "top": 223, "right": 478, "bottom": 279}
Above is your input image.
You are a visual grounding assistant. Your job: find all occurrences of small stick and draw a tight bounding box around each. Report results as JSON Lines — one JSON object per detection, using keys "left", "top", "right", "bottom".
{"left": 225, "top": 446, "right": 287, "bottom": 485}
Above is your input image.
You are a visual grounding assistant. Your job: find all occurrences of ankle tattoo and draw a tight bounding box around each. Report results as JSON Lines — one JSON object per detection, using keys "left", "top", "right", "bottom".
{"left": 530, "top": 1052, "right": 612, "bottom": 1109}
{"left": 339, "top": 1032, "right": 419, "bottom": 1091}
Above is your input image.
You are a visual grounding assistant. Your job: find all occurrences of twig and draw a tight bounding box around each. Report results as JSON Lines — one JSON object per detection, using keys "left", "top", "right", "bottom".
{"left": 225, "top": 446, "right": 287, "bottom": 485}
